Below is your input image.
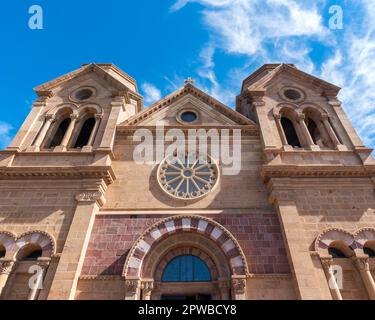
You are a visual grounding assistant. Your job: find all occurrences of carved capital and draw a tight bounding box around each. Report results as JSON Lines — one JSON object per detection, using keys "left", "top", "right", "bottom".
{"left": 353, "top": 257, "right": 370, "bottom": 271}
{"left": 70, "top": 113, "right": 79, "bottom": 120}
{"left": 231, "top": 277, "right": 246, "bottom": 294}
{"left": 297, "top": 113, "right": 306, "bottom": 122}
{"left": 125, "top": 279, "right": 141, "bottom": 295}
{"left": 75, "top": 191, "right": 103, "bottom": 203}
{"left": 95, "top": 113, "right": 104, "bottom": 120}
{"left": 45, "top": 114, "right": 56, "bottom": 122}
{"left": 141, "top": 280, "right": 154, "bottom": 294}
{"left": 320, "top": 257, "right": 333, "bottom": 270}
{"left": 0, "top": 260, "right": 16, "bottom": 275}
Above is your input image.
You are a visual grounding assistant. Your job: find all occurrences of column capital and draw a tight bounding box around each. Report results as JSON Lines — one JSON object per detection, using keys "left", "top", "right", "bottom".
{"left": 125, "top": 279, "right": 141, "bottom": 295}
{"left": 0, "top": 259, "right": 16, "bottom": 275}
{"left": 141, "top": 280, "right": 154, "bottom": 300}
{"left": 231, "top": 276, "right": 247, "bottom": 295}
{"left": 320, "top": 257, "right": 334, "bottom": 270}
{"left": 95, "top": 113, "right": 104, "bottom": 120}
{"left": 297, "top": 113, "right": 306, "bottom": 122}
{"left": 353, "top": 256, "right": 370, "bottom": 271}
{"left": 45, "top": 114, "right": 56, "bottom": 121}
{"left": 70, "top": 113, "right": 79, "bottom": 120}
{"left": 75, "top": 191, "right": 105, "bottom": 206}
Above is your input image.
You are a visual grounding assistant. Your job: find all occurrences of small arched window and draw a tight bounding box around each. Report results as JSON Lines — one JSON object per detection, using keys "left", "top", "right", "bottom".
{"left": 48, "top": 117, "right": 71, "bottom": 148}
{"left": 364, "top": 246, "right": 375, "bottom": 257}
{"left": 281, "top": 117, "right": 301, "bottom": 148}
{"left": 17, "top": 244, "right": 43, "bottom": 261}
{"left": 162, "top": 255, "right": 212, "bottom": 282}
{"left": 73, "top": 117, "right": 96, "bottom": 148}
{"left": 328, "top": 247, "right": 347, "bottom": 259}
{"left": 0, "top": 245, "right": 6, "bottom": 258}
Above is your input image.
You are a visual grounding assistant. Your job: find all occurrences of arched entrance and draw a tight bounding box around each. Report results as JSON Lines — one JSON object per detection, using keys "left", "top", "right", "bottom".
{"left": 123, "top": 215, "right": 249, "bottom": 300}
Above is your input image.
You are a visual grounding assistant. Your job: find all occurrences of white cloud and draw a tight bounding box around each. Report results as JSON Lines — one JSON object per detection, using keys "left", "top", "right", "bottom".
{"left": 141, "top": 83, "right": 162, "bottom": 105}
{"left": 0, "top": 122, "right": 13, "bottom": 149}
{"left": 170, "top": 0, "right": 375, "bottom": 150}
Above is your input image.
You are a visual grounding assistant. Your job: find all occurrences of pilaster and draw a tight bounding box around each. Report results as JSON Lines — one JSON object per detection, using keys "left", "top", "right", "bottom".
{"left": 47, "top": 190, "right": 105, "bottom": 300}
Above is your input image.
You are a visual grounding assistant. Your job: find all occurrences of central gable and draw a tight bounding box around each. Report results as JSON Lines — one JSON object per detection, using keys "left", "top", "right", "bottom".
{"left": 120, "top": 84, "right": 255, "bottom": 127}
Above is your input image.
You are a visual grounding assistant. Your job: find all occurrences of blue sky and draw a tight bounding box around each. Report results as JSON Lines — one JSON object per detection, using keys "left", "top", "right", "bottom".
{"left": 0, "top": 0, "right": 374, "bottom": 151}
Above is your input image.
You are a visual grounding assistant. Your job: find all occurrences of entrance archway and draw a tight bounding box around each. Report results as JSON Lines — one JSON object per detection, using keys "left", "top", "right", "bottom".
{"left": 123, "top": 215, "right": 249, "bottom": 300}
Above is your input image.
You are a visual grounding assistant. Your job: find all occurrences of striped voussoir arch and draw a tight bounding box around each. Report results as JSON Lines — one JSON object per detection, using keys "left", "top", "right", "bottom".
{"left": 123, "top": 215, "right": 249, "bottom": 278}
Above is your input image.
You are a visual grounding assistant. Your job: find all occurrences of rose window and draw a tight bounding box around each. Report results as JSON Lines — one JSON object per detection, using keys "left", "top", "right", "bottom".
{"left": 157, "top": 154, "right": 219, "bottom": 199}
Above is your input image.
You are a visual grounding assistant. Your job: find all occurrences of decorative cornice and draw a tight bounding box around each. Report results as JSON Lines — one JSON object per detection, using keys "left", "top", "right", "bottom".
{"left": 120, "top": 85, "right": 255, "bottom": 127}
{"left": 262, "top": 164, "right": 375, "bottom": 179}
{"left": 79, "top": 275, "right": 123, "bottom": 281}
{"left": 0, "top": 166, "right": 115, "bottom": 185}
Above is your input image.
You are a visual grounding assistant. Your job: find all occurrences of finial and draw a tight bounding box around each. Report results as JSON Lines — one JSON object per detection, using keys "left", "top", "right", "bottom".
{"left": 184, "top": 77, "right": 195, "bottom": 86}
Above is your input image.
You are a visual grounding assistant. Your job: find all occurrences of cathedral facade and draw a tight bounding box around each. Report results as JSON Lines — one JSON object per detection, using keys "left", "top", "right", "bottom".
{"left": 0, "top": 63, "right": 374, "bottom": 300}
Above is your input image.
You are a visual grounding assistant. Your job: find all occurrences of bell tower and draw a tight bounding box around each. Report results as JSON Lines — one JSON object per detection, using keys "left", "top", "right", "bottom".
{"left": 236, "top": 63, "right": 375, "bottom": 300}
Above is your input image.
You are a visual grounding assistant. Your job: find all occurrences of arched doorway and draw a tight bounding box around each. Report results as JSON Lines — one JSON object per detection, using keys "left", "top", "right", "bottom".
{"left": 123, "top": 216, "right": 249, "bottom": 300}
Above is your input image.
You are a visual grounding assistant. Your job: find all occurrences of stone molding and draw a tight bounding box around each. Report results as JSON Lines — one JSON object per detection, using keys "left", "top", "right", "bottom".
{"left": 315, "top": 228, "right": 375, "bottom": 253}
{"left": 123, "top": 215, "right": 249, "bottom": 279}
{"left": 0, "top": 166, "right": 115, "bottom": 185}
{"left": 121, "top": 84, "right": 254, "bottom": 127}
{"left": 0, "top": 230, "right": 56, "bottom": 258}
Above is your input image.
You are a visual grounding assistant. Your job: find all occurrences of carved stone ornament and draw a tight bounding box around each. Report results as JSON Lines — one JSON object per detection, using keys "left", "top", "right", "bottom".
{"left": 353, "top": 257, "right": 370, "bottom": 272}
{"left": 75, "top": 191, "right": 102, "bottom": 203}
{"left": 141, "top": 281, "right": 154, "bottom": 294}
{"left": 0, "top": 260, "right": 15, "bottom": 275}
{"left": 320, "top": 257, "right": 333, "bottom": 270}
{"left": 125, "top": 279, "right": 140, "bottom": 294}
{"left": 232, "top": 278, "right": 246, "bottom": 294}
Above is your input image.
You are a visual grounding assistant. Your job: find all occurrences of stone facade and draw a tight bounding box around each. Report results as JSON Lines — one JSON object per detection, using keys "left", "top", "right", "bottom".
{"left": 0, "top": 63, "right": 374, "bottom": 300}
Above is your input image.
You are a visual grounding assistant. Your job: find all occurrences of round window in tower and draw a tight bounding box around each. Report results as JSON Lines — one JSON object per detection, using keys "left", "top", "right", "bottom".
{"left": 71, "top": 87, "right": 96, "bottom": 102}
{"left": 280, "top": 87, "right": 305, "bottom": 103}
{"left": 157, "top": 153, "right": 219, "bottom": 200}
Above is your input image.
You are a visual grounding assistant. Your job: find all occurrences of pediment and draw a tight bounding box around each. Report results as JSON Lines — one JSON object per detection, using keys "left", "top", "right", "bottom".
{"left": 243, "top": 64, "right": 341, "bottom": 97}
{"left": 120, "top": 84, "right": 255, "bottom": 127}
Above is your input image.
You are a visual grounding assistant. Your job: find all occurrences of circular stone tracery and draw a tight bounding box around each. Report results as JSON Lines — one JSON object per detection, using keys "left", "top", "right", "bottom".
{"left": 157, "top": 154, "right": 219, "bottom": 200}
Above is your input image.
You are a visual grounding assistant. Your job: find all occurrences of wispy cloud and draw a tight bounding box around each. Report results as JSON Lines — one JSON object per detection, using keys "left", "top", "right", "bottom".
{"left": 141, "top": 83, "right": 162, "bottom": 105}
{"left": 0, "top": 122, "right": 13, "bottom": 149}
{"left": 170, "top": 0, "right": 375, "bottom": 150}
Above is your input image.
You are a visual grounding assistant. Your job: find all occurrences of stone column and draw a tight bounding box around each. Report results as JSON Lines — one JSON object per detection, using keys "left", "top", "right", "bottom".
{"left": 28, "top": 258, "right": 51, "bottom": 300}
{"left": 218, "top": 279, "right": 230, "bottom": 300}
{"left": 86, "top": 114, "right": 103, "bottom": 147}
{"left": 320, "top": 257, "right": 343, "bottom": 300}
{"left": 29, "top": 115, "right": 56, "bottom": 151}
{"left": 297, "top": 114, "right": 319, "bottom": 151}
{"left": 125, "top": 278, "right": 142, "bottom": 300}
{"left": 321, "top": 114, "right": 346, "bottom": 150}
{"left": 47, "top": 191, "right": 105, "bottom": 300}
{"left": 55, "top": 113, "right": 79, "bottom": 151}
{"left": 141, "top": 280, "right": 154, "bottom": 300}
{"left": 0, "top": 259, "right": 16, "bottom": 299}
{"left": 274, "top": 114, "right": 289, "bottom": 146}
{"left": 272, "top": 196, "right": 332, "bottom": 299}
{"left": 353, "top": 257, "right": 375, "bottom": 300}
{"left": 231, "top": 276, "right": 247, "bottom": 300}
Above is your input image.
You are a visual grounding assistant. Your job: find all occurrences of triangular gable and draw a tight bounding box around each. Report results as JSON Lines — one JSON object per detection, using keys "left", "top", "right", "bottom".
{"left": 120, "top": 83, "right": 255, "bottom": 127}
{"left": 243, "top": 64, "right": 341, "bottom": 96}
{"left": 34, "top": 63, "right": 138, "bottom": 97}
